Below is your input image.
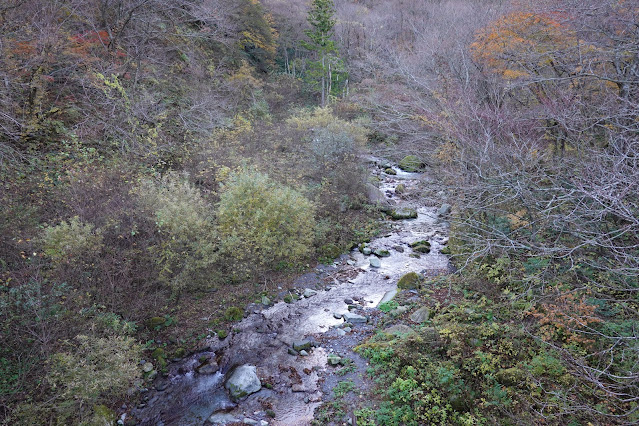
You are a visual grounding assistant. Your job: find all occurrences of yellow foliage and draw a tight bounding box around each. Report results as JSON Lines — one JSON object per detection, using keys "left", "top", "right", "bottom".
{"left": 286, "top": 107, "right": 367, "bottom": 146}
{"left": 470, "top": 11, "right": 576, "bottom": 79}
{"left": 506, "top": 209, "right": 530, "bottom": 230}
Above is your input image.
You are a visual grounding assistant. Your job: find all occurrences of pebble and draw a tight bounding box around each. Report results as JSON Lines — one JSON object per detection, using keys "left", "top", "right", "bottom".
{"left": 299, "top": 350, "right": 309, "bottom": 356}
{"left": 336, "top": 329, "right": 346, "bottom": 336}
{"left": 344, "top": 298, "right": 354, "bottom": 304}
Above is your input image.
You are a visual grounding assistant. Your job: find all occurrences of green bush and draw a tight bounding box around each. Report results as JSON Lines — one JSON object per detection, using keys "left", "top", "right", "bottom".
{"left": 135, "top": 172, "right": 218, "bottom": 294}
{"left": 44, "top": 334, "right": 141, "bottom": 422}
{"left": 41, "top": 216, "right": 103, "bottom": 264}
{"left": 216, "top": 170, "right": 315, "bottom": 276}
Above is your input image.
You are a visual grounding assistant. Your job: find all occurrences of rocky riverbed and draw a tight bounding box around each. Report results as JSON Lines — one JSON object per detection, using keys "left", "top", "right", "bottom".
{"left": 129, "top": 157, "right": 451, "bottom": 425}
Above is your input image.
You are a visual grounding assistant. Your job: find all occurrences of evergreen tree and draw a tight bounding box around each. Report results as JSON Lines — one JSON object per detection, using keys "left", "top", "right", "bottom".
{"left": 303, "top": 0, "right": 346, "bottom": 106}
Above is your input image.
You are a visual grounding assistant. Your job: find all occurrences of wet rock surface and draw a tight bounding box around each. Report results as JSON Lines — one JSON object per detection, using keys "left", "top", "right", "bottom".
{"left": 131, "top": 157, "right": 450, "bottom": 425}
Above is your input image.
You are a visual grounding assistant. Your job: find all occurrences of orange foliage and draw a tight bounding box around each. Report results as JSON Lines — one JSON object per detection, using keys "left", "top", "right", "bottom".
{"left": 470, "top": 11, "right": 576, "bottom": 79}
{"left": 530, "top": 289, "right": 602, "bottom": 347}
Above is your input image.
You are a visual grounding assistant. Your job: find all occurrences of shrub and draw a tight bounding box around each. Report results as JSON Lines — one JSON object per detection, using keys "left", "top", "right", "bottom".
{"left": 135, "top": 173, "right": 218, "bottom": 294}
{"left": 216, "top": 171, "right": 315, "bottom": 277}
{"left": 41, "top": 216, "right": 103, "bottom": 265}
{"left": 46, "top": 334, "right": 141, "bottom": 422}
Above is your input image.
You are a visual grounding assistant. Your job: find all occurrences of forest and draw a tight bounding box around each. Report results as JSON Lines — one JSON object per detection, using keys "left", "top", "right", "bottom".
{"left": 1, "top": 0, "right": 638, "bottom": 424}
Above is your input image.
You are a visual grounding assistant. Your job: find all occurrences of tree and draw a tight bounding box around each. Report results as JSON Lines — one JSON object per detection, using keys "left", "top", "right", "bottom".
{"left": 303, "top": 0, "right": 345, "bottom": 106}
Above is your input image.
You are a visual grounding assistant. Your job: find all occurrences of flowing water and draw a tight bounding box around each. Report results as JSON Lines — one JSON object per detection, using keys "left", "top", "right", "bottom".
{"left": 131, "top": 158, "right": 450, "bottom": 425}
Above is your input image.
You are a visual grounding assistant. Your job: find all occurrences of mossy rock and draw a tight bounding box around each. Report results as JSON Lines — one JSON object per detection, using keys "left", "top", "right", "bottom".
{"left": 410, "top": 240, "right": 431, "bottom": 253}
{"left": 395, "top": 184, "right": 406, "bottom": 194}
{"left": 397, "top": 272, "right": 422, "bottom": 289}
{"left": 151, "top": 348, "right": 166, "bottom": 360}
{"left": 224, "top": 306, "right": 243, "bottom": 321}
{"left": 390, "top": 208, "right": 417, "bottom": 220}
{"left": 409, "top": 253, "right": 420, "bottom": 258}
{"left": 398, "top": 155, "right": 424, "bottom": 172}
{"left": 156, "top": 356, "right": 167, "bottom": 371}
{"left": 440, "top": 246, "right": 452, "bottom": 255}
{"left": 373, "top": 249, "right": 390, "bottom": 257}
{"left": 319, "top": 243, "right": 342, "bottom": 260}
{"left": 147, "top": 317, "right": 166, "bottom": 328}
{"left": 413, "top": 244, "right": 430, "bottom": 254}
{"left": 384, "top": 168, "right": 397, "bottom": 175}
{"left": 409, "top": 240, "right": 430, "bottom": 248}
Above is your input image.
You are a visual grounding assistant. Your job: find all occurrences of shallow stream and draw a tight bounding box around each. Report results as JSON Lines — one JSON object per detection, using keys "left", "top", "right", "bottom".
{"left": 131, "top": 158, "right": 450, "bottom": 425}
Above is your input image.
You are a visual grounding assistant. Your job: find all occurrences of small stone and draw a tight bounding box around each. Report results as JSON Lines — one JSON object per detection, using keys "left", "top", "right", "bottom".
{"left": 260, "top": 421, "right": 269, "bottom": 426}
{"left": 344, "top": 298, "right": 354, "bottom": 305}
{"left": 333, "top": 312, "right": 343, "bottom": 319}
{"left": 293, "top": 340, "right": 313, "bottom": 351}
{"left": 142, "top": 363, "right": 154, "bottom": 373}
{"left": 299, "top": 350, "right": 309, "bottom": 356}
{"left": 155, "top": 381, "right": 169, "bottom": 391}
{"left": 292, "top": 384, "right": 307, "bottom": 392}
{"left": 347, "top": 304, "right": 357, "bottom": 311}
{"left": 362, "top": 247, "right": 372, "bottom": 255}
{"left": 343, "top": 327, "right": 352, "bottom": 332}
{"left": 384, "top": 168, "right": 397, "bottom": 175}
{"left": 208, "top": 413, "right": 240, "bottom": 424}
{"left": 198, "top": 363, "right": 219, "bottom": 375}
{"left": 261, "top": 296, "right": 271, "bottom": 306}
{"left": 391, "top": 306, "right": 410, "bottom": 316}
{"left": 328, "top": 355, "right": 342, "bottom": 365}
{"left": 369, "top": 257, "right": 381, "bottom": 268}
{"left": 410, "top": 306, "right": 431, "bottom": 323}
{"left": 288, "top": 348, "right": 299, "bottom": 356}
{"left": 336, "top": 329, "right": 346, "bottom": 336}
{"left": 346, "top": 260, "right": 355, "bottom": 266}
{"left": 303, "top": 289, "right": 318, "bottom": 298}
{"left": 244, "top": 418, "right": 258, "bottom": 425}
{"left": 394, "top": 245, "right": 404, "bottom": 253}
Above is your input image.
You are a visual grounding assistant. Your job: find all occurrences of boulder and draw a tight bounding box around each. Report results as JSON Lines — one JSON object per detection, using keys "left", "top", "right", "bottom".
{"left": 384, "top": 168, "right": 397, "bottom": 175}
{"left": 369, "top": 257, "right": 381, "bottom": 268}
{"left": 390, "top": 208, "right": 417, "bottom": 220}
{"left": 292, "top": 340, "right": 313, "bottom": 352}
{"left": 365, "top": 183, "right": 392, "bottom": 212}
{"left": 224, "top": 365, "right": 261, "bottom": 399}
{"left": 438, "top": 203, "right": 452, "bottom": 216}
{"left": 378, "top": 289, "right": 398, "bottom": 306}
{"left": 410, "top": 307, "right": 431, "bottom": 323}
{"left": 362, "top": 247, "right": 372, "bottom": 255}
{"left": 373, "top": 249, "right": 390, "bottom": 257}
{"left": 397, "top": 272, "right": 421, "bottom": 289}
{"left": 395, "top": 183, "right": 406, "bottom": 194}
{"left": 398, "top": 155, "right": 424, "bottom": 172}
{"left": 303, "top": 289, "right": 318, "bottom": 298}
{"left": 383, "top": 324, "right": 416, "bottom": 336}
{"left": 343, "top": 312, "right": 367, "bottom": 324}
